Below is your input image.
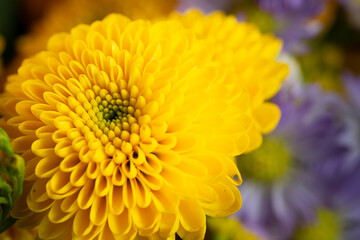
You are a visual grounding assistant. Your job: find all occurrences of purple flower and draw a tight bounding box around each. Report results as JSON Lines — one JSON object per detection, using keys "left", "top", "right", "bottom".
{"left": 256, "top": 0, "right": 325, "bottom": 18}
{"left": 255, "top": 0, "right": 327, "bottom": 53}
{"left": 235, "top": 83, "right": 350, "bottom": 240}
{"left": 293, "top": 168, "right": 360, "bottom": 240}
{"left": 333, "top": 168, "right": 360, "bottom": 240}
{"left": 335, "top": 72, "right": 360, "bottom": 177}
{"left": 341, "top": 72, "right": 360, "bottom": 109}
{"left": 284, "top": 72, "right": 360, "bottom": 240}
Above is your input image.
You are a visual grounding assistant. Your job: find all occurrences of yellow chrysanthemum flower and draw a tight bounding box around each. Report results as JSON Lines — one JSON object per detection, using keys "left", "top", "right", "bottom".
{"left": 169, "top": 11, "right": 288, "bottom": 151}
{"left": 17, "top": 0, "right": 176, "bottom": 58}
{"left": 0, "top": 12, "right": 287, "bottom": 240}
{"left": 0, "top": 226, "right": 37, "bottom": 240}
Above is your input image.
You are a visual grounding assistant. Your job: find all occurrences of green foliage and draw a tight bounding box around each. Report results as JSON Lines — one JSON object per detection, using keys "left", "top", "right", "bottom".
{"left": 0, "top": 128, "right": 25, "bottom": 233}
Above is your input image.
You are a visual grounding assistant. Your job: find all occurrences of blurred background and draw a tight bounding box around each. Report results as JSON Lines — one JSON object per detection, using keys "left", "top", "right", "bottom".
{"left": 1, "top": 0, "right": 360, "bottom": 239}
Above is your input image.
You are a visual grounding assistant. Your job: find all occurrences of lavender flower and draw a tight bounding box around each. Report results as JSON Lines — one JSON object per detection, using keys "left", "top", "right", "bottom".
{"left": 253, "top": 0, "right": 327, "bottom": 53}
{"left": 291, "top": 72, "right": 360, "bottom": 240}
{"left": 235, "top": 83, "right": 349, "bottom": 240}
{"left": 338, "top": 72, "right": 360, "bottom": 170}
{"left": 256, "top": 0, "right": 325, "bottom": 18}
{"left": 332, "top": 168, "right": 360, "bottom": 240}
{"left": 293, "top": 168, "right": 360, "bottom": 240}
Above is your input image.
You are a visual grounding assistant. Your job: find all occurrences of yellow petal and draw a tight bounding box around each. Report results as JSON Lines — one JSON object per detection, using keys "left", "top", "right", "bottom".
{"left": 47, "top": 171, "right": 73, "bottom": 195}
{"left": 178, "top": 199, "right": 205, "bottom": 232}
{"left": 48, "top": 200, "right": 75, "bottom": 224}
{"left": 159, "top": 213, "right": 179, "bottom": 238}
{"left": 161, "top": 165, "right": 194, "bottom": 195}
{"left": 109, "top": 186, "right": 125, "bottom": 215}
{"left": 60, "top": 192, "right": 79, "bottom": 213}
{"left": 123, "top": 179, "right": 135, "bottom": 209}
{"left": 151, "top": 185, "right": 179, "bottom": 213}
{"left": 70, "top": 162, "right": 88, "bottom": 187}
{"left": 153, "top": 149, "right": 181, "bottom": 165}
{"left": 177, "top": 222, "right": 206, "bottom": 240}
{"left": 60, "top": 152, "right": 80, "bottom": 172}
{"left": 73, "top": 209, "right": 94, "bottom": 237}
{"left": 35, "top": 156, "right": 61, "bottom": 178}
{"left": 27, "top": 195, "right": 53, "bottom": 213}
{"left": 108, "top": 209, "right": 132, "bottom": 235}
{"left": 139, "top": 153, "right": 162, "bottom": 175}
{"left": 18, "top": 120, "right": 44, "bottom": 135}
{"left": 12, "top": 135, "right": 37, "bottom": 153}
{"left": 172, "top": 133, "right": 197, "bottom": 153}
{"left": 137, "top": 171, "right": 163, "bottom": 191}
{"left": 94, "top": 175, "right": 111, "bottom": 197}
{"left": 254, "top": 102, "right": 281, "bottom": 134}
{"left": 132, "top": 179, "right": 152, "bottom": 208}
{"left": 112, "top": 166, "right": 126, "bottom": 186}
{"left": 90, "top": 195, "right": 108, "bottom": 226}
{"left": 38, "top": 214, "right": 72, "bottom": 239}
{"left": 201, "top": 181, "right": 241, "bottom": 217}
{"left": 176, "top": 157, "right": 208, "bottom": 177}
{"left": 132, "top": 202, "right": 160, "bottom": 231}
{"left": 77, "top": 180, "right": 95, "bottom": 210}
{"left": 29, "top": 178, "right": 49, "bottom": 203}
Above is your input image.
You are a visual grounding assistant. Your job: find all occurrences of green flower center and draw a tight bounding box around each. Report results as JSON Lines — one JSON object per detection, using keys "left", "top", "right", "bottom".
{"left": 89, "top": 90, "right": 140, "bottom": 135}
{"left": 236, "top": 136, "right": 292, "bottom": 182}
{"left": 292, "top": 209, "right": 342, "bottom": 240}
{"left": 95, "top": 94, "right": 132, "bottom": 123}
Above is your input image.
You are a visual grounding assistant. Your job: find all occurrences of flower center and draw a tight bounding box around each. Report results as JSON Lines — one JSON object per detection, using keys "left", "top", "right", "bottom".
{"left": 236, "top": 136, "right": 292, "bottom": 182}
{"left": 292, "top": 209, "right": 342, "bottom": 240}
{"left": 93, "top": 92, "right": 135, "bottom": 129}
{"left": 81, "top": 82, "right": 144, "bottom": 146}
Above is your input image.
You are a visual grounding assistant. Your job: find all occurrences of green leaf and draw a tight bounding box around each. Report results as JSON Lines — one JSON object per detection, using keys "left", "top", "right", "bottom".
{"left": 0, "top": 128, "right": 25, "bottom": 233}
{"left": 0, "top": 216, "right": 17, "bottom": 233}
{"left": 0, "top": 128, "right": 14, "bottom": 157}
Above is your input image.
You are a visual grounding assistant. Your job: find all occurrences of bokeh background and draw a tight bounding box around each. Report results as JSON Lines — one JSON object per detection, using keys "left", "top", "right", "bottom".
{"left": 1, "top": 0, "right": 360, "bottom": 239}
